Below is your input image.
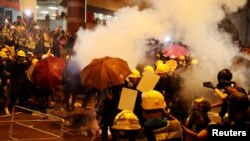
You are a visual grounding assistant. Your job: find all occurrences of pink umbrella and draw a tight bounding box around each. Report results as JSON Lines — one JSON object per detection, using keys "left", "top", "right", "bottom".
{"left": 163, "top": 44, "right": 189, "bottom": 58}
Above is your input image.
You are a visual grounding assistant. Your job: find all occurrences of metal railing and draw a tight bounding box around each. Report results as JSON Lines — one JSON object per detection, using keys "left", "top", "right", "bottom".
{"left": 0, "top": 105, "right": 65, "bottom": 141}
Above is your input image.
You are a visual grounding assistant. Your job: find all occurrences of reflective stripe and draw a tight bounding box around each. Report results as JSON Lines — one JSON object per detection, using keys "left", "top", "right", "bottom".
{"left": 153, "top": 120, "right": 183, "bottom": 141}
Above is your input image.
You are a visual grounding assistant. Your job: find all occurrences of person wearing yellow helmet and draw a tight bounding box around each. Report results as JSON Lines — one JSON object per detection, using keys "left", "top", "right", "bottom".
{"left": 143, "top": 65, "right": 154, "bottom": 75}
{"left": 0, "top": 51, "right": 8, "bottom": 58}
{"left": 126, "top": 69, "right": 141, "bottom": 88}
{"left": 0, "top": 51, "right": 11, "bottom": 115}
{"left": 141, "top": 90, "right": 183, "bottom": 141}
{"left": 154, "top": 61, "right": 183, "bottom": 120}
{"left": 155, "top": 60, "right": 164, "bottom": 66}
{"left": 31, "top": 58, "right": 39, "bottom": 66}
{"left": 1, "top": 48, "right": 8, "bottom": 53}
{"left": 154, "top": 62, "right": 170, "bottom": 97}
{"left": 125, "top": 69, "right": 145, "bottom": 127}
{"left": 166, "top": 59, "right": 178, "bottom": 74}
{"left": 178, "top": 55, "right": 186, "bottom": 67}
{"left": 155, "top": 63, "right": 170, "bottom": 76}
{"left": 112, "top": 110, "right": 142, "bottom": 141}
{"left": 16, "top": 50, "right": 26, "bottom": 57}
{"left": 9, "top": 49, "right": 29, "bottom": 109}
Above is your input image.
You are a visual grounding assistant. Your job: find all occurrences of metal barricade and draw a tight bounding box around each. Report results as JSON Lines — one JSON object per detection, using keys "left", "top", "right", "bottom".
{"left": 0, "top": 105, "right": 65, "bottom": 140}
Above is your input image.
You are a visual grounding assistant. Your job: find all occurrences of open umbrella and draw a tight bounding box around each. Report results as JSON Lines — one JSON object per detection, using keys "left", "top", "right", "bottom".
{"left": 26, "top": 64, "right": 35, "bottom": 82}
{"left": 80, "top": 56, "right": 131, "bottom": 90}
{"left": 32, "top": 56, "right": 65, "bottom": 89}
{"left": 163, "top": 44, "right": 189, "bottom": 58}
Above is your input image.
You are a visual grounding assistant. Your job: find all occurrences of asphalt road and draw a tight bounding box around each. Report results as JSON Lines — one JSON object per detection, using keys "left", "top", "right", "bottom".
{"left": 0, "top": 110, "right": 102, "bottom": 141}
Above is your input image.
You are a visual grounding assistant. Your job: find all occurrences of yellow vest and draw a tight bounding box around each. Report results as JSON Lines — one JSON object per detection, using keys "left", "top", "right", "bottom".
{"left": 153, "top": 119, "right": 183, "bottom": 141}
{"left": 27, "top": 37, "right": 36, "bottom": 49}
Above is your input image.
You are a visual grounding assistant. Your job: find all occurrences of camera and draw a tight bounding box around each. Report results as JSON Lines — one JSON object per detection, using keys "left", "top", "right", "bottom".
{"left": 203, "top": 81, "right": 215, "bottom": 89}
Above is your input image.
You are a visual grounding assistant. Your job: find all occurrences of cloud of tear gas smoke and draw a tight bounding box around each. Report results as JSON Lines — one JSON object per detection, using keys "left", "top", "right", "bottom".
{"left": 73, "top": 0, "right": 247, "bottom": 101}
{"left": 73, "top": 6, "right": 169, "bottom": 70}
{"left": 147, "top": 0, "right": 247, "bottom": 102}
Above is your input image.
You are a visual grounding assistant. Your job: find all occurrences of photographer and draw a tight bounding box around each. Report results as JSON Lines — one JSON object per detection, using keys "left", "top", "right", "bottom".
{"left": 205, "top": 69, "right": 247, "bottom": 123}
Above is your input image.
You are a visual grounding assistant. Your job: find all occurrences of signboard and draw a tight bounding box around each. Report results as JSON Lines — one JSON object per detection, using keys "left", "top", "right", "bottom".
{"left": 136, "top": 71, "right": 160, "bottom": 92}
{"left": 118, "top": 87, "right": 138, "bottom": 111}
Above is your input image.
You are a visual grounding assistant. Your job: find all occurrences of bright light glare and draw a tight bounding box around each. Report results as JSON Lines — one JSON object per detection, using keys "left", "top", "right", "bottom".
{"left": 49, "top": 6, "right": 58, "bottom": 10}
{"left": 164, "top": 36, "right": 172, "bottom": 43}
{"left": 41, "top": 11, "right": 49, "bottom": 14}
{"left": 24, "top": 9, "right": 32, "bottom": 16}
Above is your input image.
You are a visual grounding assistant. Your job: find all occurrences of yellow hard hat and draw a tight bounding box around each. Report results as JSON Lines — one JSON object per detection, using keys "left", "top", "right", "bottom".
{"left": 155, "top": 60, "right": 163, "bottom": 66}
{"left": 17, "top": 50, "right": 26, "bottom": 57}
{"left": 31, "top": 58, "right": 39, "bottom": 65}
{"left": 179, "top": 55, "right": 185, "bottom": 60}
{"left": 166, "top": 60, "right": 177, "bottom": 72}
{"left": 143, "top": 65, "right": 154, "bottom": 73}
{"left": 129, "top": 69, "right": 141, "bottom": 78}
{"left": 155, "top": 63, "right": 170, "bottom": 74}
{"left": 1, "top": 48, "right": 8, "bottom": 52}
{"left": 112, "top": 110, "right": 141, "bottom": 130}
{"left": 0, "top": 51, "right": 7, "bottom": 58}
{"left": 141, "top": 90, "right": 166, "bottom": 110}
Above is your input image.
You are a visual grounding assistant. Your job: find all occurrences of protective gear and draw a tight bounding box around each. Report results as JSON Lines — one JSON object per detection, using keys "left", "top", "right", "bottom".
{"left": 153, "top": 120, "right": 183, "bottom": 141}
{"left": 190, "top": 98, "right": 211, "bottom": 113}
{"left": 16, "top": 50, "right": 26, "bottom": 57}
{"left": 179, "top": 55, "right": 185, "bottom": 60}
{"left": 31, "top": 58, "right": 39, "bottom": 65}
{"left": 143, "top": 65, "right": 154, "bottom": 73}
{"left": 129, "top": 69, "right": 141, "bottom": 78}
{"left": 217, "top": 69, "right": 232, "bottom": 82}
{"left": 166, "top": 60, "right": 177, "bottom": 72}
{"left": 1, "top": 48, "right": 8, "bottom": 52}
{"left": 43, "top": 33, "right": 53, "bottom": 48}
{"left": 10, "top": 25, "right": 16, "bottom": 29}
{"left": 155, "top": 60, "right": 163, "bottom": 66}
{"left": 112, "top": 110, "right": 141, "bottom": 130}
{"left": 27, "top": 52, "right": 34, "bottom": 56}
{"left": 0, "top": 51, "right": 7, "bottom": 58}
{"left": 141, "top": 90, "right": 166, "bottom": 110}
{"left": 155, "top": 63, "right": 170, "bottom": 74}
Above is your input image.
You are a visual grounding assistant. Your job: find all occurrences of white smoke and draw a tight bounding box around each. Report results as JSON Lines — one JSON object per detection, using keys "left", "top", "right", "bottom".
{"left": 73, "top": 0, "right": 247, "bottom": 100}
{"left": 73, "top": 6, "right": 169, "bottom": 69}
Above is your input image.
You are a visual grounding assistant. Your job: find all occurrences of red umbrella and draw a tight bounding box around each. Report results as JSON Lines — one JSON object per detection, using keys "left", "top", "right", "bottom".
{"left": 80, "top": 56, "right": 131, "bottom": 90}
{"left": 163, "top": 44, "right": 189, "bottom": 58}
{"left": 26, "top": 64, "right": 35, "bottom": 82}
{"left": 32, "top": 56, "right": 65, "bottom": 89}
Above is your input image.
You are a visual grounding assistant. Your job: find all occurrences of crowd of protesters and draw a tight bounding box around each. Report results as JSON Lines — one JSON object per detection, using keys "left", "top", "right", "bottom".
{"left": 0, "top": 15, "right": 76, "bottom": 115}
{"left": 94, "top": 39, "right": 250, "bottom": 141}
{"left": 0, "top": 15, "right": 250, "bottom": 141}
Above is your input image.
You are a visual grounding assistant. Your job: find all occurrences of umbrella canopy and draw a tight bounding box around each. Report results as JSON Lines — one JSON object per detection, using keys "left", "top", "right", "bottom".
{"left": 80, "top": 56, "right": 131, "bottom": 90}
{"left": 26, "top": 64, "right": 35, "bottom": 82}
{"left": 32, "top": 56, "right": 65, "bottom": 89}
{"left": 163, "top": 44, "right": 189, "bottom": 58}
